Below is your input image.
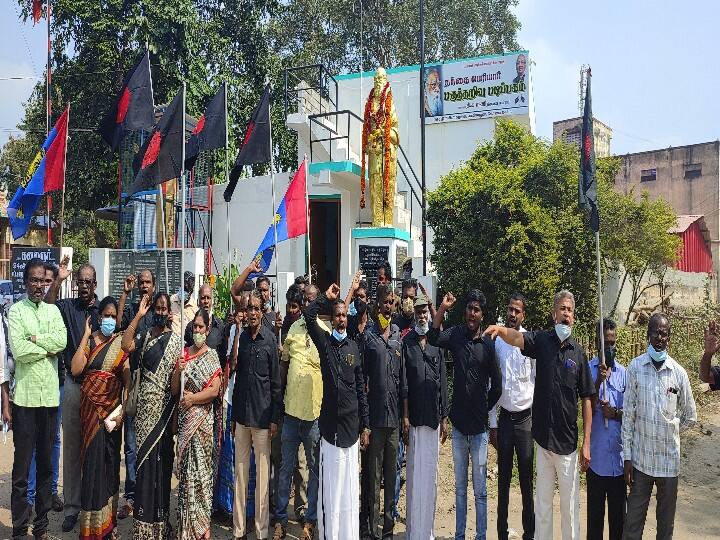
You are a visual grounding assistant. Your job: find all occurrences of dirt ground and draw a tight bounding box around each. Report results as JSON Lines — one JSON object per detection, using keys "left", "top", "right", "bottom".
{"left": 1, "top": 403, "right": 719, "bottom": 540}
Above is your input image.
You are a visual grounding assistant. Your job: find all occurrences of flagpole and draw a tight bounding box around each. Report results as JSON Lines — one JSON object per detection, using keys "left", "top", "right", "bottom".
{"left": 303, "top": 156, "right": 311, "bottom": 283}
{"left": 180, "top": 81, "right": 188, "bottom": 399}
{"left": 224, "top": 81, "right": 231, "bottom": 285}
{"left": 59, "top": 104, "right": 69, "bottom": 248}
{"left": 46, "top": 0, "right": 52, "bottom": 245}
{"left": 268, "top": 86, "right": 280, "bottom": 306}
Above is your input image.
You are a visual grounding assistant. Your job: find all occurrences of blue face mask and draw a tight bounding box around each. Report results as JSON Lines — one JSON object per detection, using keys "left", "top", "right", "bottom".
{"left": 332, "top": 329, "right": 347, "bottom": 342}
{"left": 347, "top": 301, "right": 358, "bottom": 317}
{"left": 100, "top": 317, "right": 116, "bottom": 337}
{"left": 647, "top": 344, "right": 667, "bottom": 363}
{"left": 555, "top": 323, "right": 572, "bottom": 342}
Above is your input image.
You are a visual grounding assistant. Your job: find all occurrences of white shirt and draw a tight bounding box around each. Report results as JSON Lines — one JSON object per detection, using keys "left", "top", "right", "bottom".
{"left": 622, "top": 352, "right": 696, "bottom": 477}
{"left": 489, "top": 328, "right": 535, "bottom": 429}
{"left": 224, "top": 325, "right": 238, "bottom": 405}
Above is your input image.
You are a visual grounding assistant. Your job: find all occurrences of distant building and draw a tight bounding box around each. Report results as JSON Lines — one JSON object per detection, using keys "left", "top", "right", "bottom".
{"left": 615, "top": 141, "right": 720, "bottom": 297}
{"left": 553, "top": 116, "right": 613, "bottom": 157}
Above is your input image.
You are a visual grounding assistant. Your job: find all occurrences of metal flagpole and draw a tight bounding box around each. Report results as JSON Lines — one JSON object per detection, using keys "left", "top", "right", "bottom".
{"left": 180, "top": 82, "right": 188, "bottom": 396}
{"left": 268, "top": 87, "right": 280, "bottom": 306}
{"left": 595, "top": 230, "right": 608, "bottom": 427}
{"left": 46, "top": 0, "right": 53, "bottom": 245}
{"left": 59, "top": 103, "right": 69, "bottom": 248}
{"left": 419, "top": 0, "right": 427, "bottom": 275}
{"left": 303, "top": 156, "right": 311, "bottom": 283}
{"left": 224, "top": 82, "right": 232, "bottom": 283}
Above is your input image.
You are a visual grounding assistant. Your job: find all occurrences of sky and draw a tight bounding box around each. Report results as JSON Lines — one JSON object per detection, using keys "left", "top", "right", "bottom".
{"left": 0, "top": 0, "right": 718, "bottom": 154}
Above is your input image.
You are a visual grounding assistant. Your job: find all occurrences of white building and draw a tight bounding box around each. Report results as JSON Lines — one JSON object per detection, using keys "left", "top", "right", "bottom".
{"left": 213, "top": 52, "right": 534, "bottom": 294}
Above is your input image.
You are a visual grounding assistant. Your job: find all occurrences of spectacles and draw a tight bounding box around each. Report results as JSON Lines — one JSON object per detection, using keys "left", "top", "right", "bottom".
{"left": 76, "top": 279, "right": 95, "bottom": 286}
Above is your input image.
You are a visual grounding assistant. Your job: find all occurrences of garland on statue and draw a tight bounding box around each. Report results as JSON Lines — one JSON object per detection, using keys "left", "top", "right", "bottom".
{"left": 360, "top": 82, "right": 393, "bottom": 210}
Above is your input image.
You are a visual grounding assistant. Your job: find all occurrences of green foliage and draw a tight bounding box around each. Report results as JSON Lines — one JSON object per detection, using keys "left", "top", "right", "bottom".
{"left": 211, "top": 264, "right": 241, "bottom": 317}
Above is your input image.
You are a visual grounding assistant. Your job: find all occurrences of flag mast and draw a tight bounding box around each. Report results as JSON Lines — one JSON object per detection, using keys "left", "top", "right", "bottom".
{"left": 46, "top": 0, "right": 53, "bottom": 245}
{"left": 304, "top": 155, "right": 311, "bottom": 283}
{"left": 180, "top": 81, "right": 188, "bottom": 394}
{"left": 267, "top": 84, "right": 280, "bottom": 307}
{"left": 224, "top": 81, "right": 232, "bottom": 284}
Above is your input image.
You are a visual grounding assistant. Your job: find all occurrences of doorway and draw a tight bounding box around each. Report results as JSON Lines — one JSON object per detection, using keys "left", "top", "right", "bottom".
{"left": 309, "top": 197, "right": 340, "bottom": 292}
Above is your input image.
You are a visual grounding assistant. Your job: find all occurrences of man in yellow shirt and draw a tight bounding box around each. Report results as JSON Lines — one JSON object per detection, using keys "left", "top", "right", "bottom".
{"left": 273, "top": 284, "right": 327, "bottom": 540}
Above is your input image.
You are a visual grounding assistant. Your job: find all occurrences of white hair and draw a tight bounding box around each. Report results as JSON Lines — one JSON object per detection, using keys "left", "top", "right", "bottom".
{"left": 553, "top": 289, "right": 575, "bottom": 310}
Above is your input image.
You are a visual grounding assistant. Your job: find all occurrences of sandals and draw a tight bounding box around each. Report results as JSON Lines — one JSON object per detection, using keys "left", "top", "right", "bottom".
{"left": 117, "top": 502, "right": 133, "bottom": 520}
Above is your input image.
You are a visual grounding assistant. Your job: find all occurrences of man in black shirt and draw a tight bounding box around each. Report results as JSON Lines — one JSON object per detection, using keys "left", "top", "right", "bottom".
{"left": 45, "top": 257, "right": 100, "bottom": 532}
{"left": 359, "top": 284, "right": 402, "bottom": 540}
{"left": 117, "top": 269, "right": 155, "bottom": 520}
{"left": 304, "top": 284, "right": 369, "bottom": 540}
{"left": 392, "top": 279, "right": 417, "bottom": 333}
{"left": 401, "top": 293, "right": 448, "bottom": 538}
{"left": 231, "top": 291, "right": 283, "bottom": 540}
{"left": 484, "top": 289, "right": 595, "bottom": 540}
{"left": 429, "top": 289, "right": 502, "bottom": 540}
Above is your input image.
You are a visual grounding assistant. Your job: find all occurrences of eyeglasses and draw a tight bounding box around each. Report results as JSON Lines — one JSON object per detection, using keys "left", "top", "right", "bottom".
{"left": 77, "top": 279, "right": 95, "bottom": 286}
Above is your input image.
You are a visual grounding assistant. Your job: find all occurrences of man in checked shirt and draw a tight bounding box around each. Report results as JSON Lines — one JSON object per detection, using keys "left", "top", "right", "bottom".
{"left": 621, "top": 313, "right": 696, "bottom": 540}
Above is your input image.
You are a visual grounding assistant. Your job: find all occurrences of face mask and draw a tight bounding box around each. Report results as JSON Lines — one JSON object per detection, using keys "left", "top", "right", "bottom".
{"left": 647, "top": 344, "right": 667, "bottom": 364}
{"left": 401, "top": 297, "right": 414, "bottom": 317}
{"left": 153, "top": 313, "right": 168, "bottom": 329}
{"left": 555, "top": 323, "right": 572, "bottom": 342}
{"left": 332, "top": 329, "right": 347, "bottom": 342}
{"left": 264, "top": 301, "right": 272, "bottom": 311}
{"left": 378, "top": 312, "right": 391, "bottom": 330}
{"left": 604, "top": 345, "right": 616, "bottom": 367}
{"left": 100, "top": 317, "right": 116, "bottom": 337}
{"left": 193, "top": 332, "right": 207, "bottom": 347}
{"left": 43, "top": 285, "right": 50, "bottom": 296}
{"left": 348, "top": 301, "right": 358, "bottom": 317}
{"left": 414, "top": 321, "right": 429, "bottom": 336}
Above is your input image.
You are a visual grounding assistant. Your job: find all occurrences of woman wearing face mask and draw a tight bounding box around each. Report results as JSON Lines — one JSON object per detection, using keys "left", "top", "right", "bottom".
{"left": 173, "top": 309, "right": 222, "bottom": 540}
{"left": 70, "top": 296, "right": 129, "bottom": 540}
{"left": 121, "top": 292, "right": 182, "bottom": 539}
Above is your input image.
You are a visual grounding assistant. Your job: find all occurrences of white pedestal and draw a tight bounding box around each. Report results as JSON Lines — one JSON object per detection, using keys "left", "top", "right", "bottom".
{"left": 352, "top": 227, "right": 410, "bottom": 297}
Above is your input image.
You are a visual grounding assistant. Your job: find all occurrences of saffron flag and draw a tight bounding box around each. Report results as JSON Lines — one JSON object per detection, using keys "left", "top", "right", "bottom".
{"left": 185, "top": 83, "right": 227, "bottom": 169}
{"left": 128, "top": 88, "right": 185, "bottom": 196}
{"left": 252, "top": 159, "right": 308, "bottom": 273}
{"left": 578, "top": 68, "right": 599, "bottom": 232}
{"left": 224, "top": 85, "right": 271, "bottom": 202}
{"left": 8, "top": 107, "right": 69, "bottom": 240}
{"left": 99, "top": 51, "right": 155, "bottom": 151}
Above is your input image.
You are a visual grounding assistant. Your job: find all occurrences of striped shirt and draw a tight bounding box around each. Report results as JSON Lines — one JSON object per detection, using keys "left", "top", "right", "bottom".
{"left": 622, "top": 352, "right": 696, "bottom": 477}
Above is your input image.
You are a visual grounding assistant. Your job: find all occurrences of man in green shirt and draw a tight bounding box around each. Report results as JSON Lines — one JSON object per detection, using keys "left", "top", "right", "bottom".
{"left": 9, "top": 258, "right": 67, "bottom": 540}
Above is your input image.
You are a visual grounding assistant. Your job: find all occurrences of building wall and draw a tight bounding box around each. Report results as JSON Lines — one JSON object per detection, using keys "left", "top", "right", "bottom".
{"left": 552, "top": 116, "right": 613, "bottom": 157}
{"left": 614, "top": 141, "right": 720, "bottom": 296}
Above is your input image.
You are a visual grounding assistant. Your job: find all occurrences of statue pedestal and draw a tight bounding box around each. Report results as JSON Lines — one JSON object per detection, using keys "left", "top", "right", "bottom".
{"left": 352, "top": 227, "right": 410, "bottom": 297}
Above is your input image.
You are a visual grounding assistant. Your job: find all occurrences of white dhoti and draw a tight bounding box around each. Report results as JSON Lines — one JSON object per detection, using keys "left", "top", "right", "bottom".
{"left": 406, "top": 425, "right": 440, "bottom": 540}
{"left": 318, "top": 437, "right": 360, "bottom": 540}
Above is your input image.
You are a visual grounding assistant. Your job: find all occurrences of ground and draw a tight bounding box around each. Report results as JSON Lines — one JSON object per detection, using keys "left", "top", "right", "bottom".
{"left": 1, "top": 404, "right": 719, "bottom": 539}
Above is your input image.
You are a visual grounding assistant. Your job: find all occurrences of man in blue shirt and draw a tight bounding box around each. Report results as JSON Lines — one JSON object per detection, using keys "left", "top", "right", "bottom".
{"left": 587, "top": 318, "right": 626, "bottom": 540}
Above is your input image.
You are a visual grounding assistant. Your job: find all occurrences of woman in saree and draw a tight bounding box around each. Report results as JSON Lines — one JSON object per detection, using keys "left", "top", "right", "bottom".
{"left": 70, "top": 296, "right": 129, "bottom": 540}
{"left": 173, "top": 308, "right": 222, "bottom": 539}
{"left": 121, "top": 292, "right": 182, "bottom": 540}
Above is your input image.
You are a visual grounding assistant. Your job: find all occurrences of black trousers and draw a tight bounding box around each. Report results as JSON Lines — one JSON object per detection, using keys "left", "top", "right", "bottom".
{"left": 496, "top": 408, "right": 534, "bottom": 540}
{"left": 11, "top": 404, "right": 58, "bottom": 538}
{"left": 622, "top": 468, "right": 677, "bottom": 540}
{"left": 586, "top": 468, "right": 626, "bottom": 540}
{"left": 366, "top": 427, "right": 399, "bottom": 539}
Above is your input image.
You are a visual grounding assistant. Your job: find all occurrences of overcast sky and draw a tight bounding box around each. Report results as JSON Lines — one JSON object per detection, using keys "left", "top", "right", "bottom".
{"left": 1, "top": 0, "right": 718, "bottom": 154}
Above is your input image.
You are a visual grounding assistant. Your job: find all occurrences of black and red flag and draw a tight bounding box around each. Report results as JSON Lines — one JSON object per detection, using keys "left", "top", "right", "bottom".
{"left": 128, "top": 87, "right": 185, "bottom": 196}
{"left": 224, "top": 84, "right": 271, "bottom": 202}
{"left": 578, "top": 68, "right": 599, "bottom": 232}
{"left": 99, "top": 51, "right": 155, "bottom": 151}
{"left": 185, "top": 83, "right": 227, "bottom": 169}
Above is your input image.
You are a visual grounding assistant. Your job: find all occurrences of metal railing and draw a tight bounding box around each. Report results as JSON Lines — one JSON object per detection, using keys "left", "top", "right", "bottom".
{"left": 283, "top": 64, "right": 339, "bottom": 119}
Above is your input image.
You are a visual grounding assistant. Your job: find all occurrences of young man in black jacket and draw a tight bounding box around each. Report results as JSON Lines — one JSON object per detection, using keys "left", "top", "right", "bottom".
{"left": 304, "top": 284, "right": 369, "bottom": 540}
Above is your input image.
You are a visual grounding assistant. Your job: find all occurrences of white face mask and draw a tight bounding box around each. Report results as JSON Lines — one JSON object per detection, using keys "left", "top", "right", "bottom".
{"left": 414, "top": 321, "right": 429, "bottom": 336}
{"left": 555, "top": 323, "right": 572, "bottom": 342}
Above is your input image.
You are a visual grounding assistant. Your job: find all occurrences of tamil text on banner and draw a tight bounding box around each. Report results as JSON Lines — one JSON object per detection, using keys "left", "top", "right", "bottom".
{"left": 422, "top": 51, "right": 530, "bottom": 124}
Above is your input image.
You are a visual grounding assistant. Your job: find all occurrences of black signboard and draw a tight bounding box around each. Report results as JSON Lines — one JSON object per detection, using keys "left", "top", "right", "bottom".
{"left": 10, "top": 247, "right": 61, "bottom": 296}
{"left": 108, "top": 249, "right": 184, "bottom": 301}
{"left": 358, "top": 244, "right": 389, "bottom": 300}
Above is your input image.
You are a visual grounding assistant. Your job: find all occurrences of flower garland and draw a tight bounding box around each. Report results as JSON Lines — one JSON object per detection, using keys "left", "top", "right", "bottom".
{"left": 360, "top": 81, "right": 393, "bottom": 210}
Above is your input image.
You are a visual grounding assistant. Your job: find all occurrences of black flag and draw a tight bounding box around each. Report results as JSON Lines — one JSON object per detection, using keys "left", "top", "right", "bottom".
{"left": 128, "top": 88, "right": 185, "bottom": 196}
{"left": 185, "top": 83, "right": 227, "bottom": 169}
{"left": 579, "top": 68, "right": 599, "bottom": 232}
{"left": 224, "top": 85, "right": 271, "bottom": 202}
{"left": 99, "top": 51, "right": 154, "bottom": 151}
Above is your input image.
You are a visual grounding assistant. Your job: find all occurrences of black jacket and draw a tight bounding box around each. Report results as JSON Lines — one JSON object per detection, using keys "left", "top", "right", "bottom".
{"left": 359, "top": 321, "right": 402, "bottom": 429}
{"left": 401, "top": 329, "right": 448, "bottom": 429}
{"left": 305, "top": 294, "right": 369, "bottom": 448}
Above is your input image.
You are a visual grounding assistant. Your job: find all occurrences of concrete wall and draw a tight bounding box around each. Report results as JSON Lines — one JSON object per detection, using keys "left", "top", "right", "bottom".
{"left": 614, "top": 141, "right": 720, "bottom": 297}
{"left": 552, "top": 116, "right": 613, "bottom": 158}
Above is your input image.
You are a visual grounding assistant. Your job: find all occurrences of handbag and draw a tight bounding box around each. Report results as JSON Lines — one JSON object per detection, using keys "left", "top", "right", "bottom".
{"left": 124, "top": 332, "right": 150, "bottom": 417}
